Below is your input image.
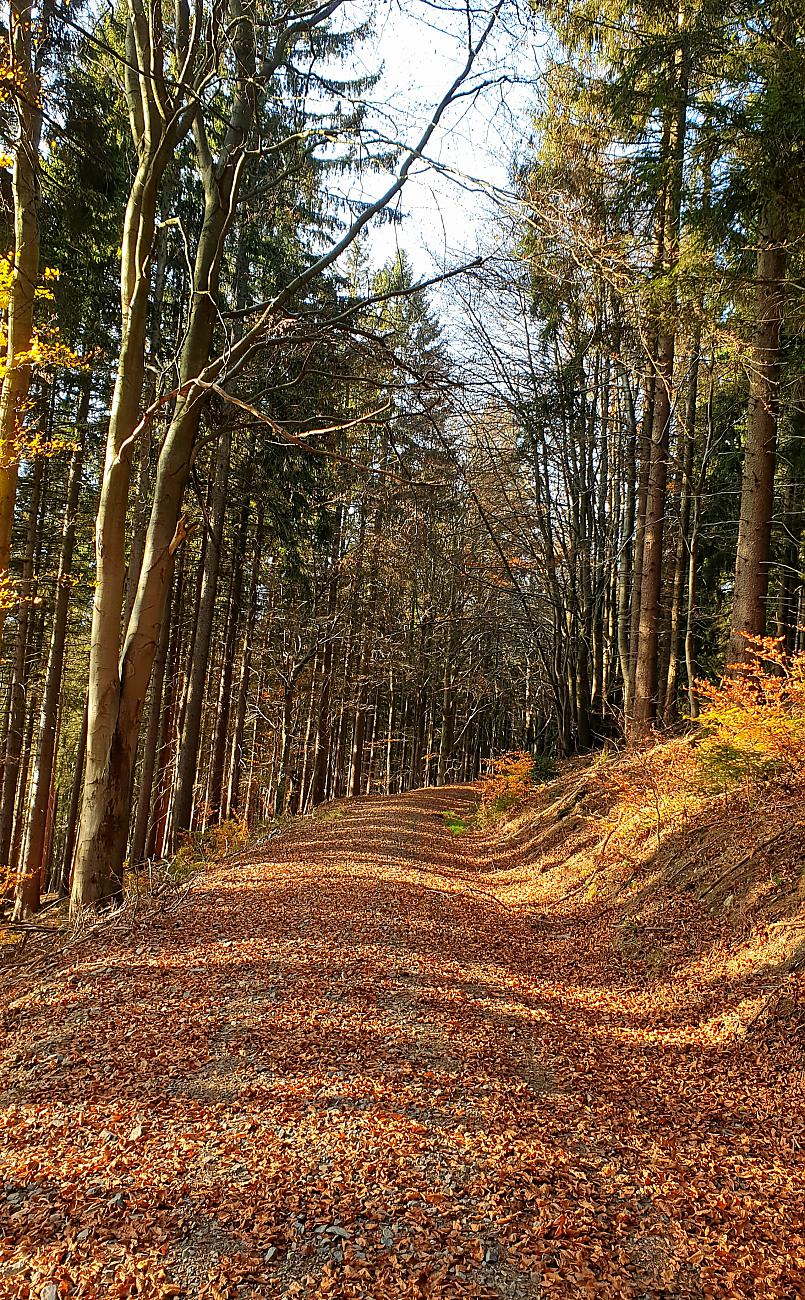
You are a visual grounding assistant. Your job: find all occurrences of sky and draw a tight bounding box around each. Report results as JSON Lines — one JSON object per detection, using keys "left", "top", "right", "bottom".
{"left": 335, "top": 0, "right": 546, "bottom": 279}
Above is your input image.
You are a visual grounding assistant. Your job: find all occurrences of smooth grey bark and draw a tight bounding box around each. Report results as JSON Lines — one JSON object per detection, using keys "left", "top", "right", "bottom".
{"left": 130, "top": 564, "right": 173, "bottom": 864}
{"left": 70, "top": 0, "right": 198, "bottom": 909}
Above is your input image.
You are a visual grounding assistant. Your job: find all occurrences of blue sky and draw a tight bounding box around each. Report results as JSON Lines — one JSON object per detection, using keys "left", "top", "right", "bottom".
{"left": 338, "top": 0, "right": 545, "bottom": 278}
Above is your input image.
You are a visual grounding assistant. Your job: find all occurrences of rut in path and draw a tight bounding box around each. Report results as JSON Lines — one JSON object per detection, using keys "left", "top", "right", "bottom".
{"left": 1, "top": 785, "right": 803, "bottom": 1299}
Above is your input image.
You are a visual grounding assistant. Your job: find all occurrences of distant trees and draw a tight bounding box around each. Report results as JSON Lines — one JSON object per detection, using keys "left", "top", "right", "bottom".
{"left": 457, "top": 0, "right": 805, "bottom": 745}
{"left": 0, "top": 0, "right": 507, "bottom": 915}
{"left": 728, "top": 0, "right": 805, "bottom": 660}
{"left": 0, "top": 0, "right": 802, "bottom": 917}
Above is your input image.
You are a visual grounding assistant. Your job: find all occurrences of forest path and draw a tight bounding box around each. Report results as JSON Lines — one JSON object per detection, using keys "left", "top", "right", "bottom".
{"left": 2, "top": 785, "right": 803, "bottom": 1299}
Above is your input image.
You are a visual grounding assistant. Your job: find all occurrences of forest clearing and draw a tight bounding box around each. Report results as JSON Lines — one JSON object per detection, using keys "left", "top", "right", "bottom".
{"left": 2, "top": 749, "right": 804, "bottom": 1299}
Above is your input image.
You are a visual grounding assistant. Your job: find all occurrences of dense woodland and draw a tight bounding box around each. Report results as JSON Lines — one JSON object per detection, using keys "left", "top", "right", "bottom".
{"left": 0, "top": 0, "right": 802, "bottom": 917}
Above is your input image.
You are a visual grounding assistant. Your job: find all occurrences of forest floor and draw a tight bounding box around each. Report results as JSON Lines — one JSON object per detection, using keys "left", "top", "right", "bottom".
{"left": 1, "top": 779, "right": 805, "bottom": 1299}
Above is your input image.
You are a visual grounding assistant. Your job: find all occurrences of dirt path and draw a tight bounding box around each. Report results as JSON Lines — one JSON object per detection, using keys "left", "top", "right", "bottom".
{"left": 1, "top": 787, "right": 803, "bottom": 1298}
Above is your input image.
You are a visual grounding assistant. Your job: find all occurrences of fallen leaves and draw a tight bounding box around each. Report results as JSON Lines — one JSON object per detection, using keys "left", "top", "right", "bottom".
{"left": 1, "top": 784, "right": 804, "bottom": 1297}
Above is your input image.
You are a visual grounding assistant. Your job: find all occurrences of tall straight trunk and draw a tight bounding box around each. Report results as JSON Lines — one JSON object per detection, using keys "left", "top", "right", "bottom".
{"left": 384, "top": 678, "right": 395, "bottom": 794}
{"left": 123, "top": 202, "right": 171, "bottom": 629}
{"left": 617, "top": 368, "right": 638, "bottom": 713}
{"left": 632, "top": 59, "right": 688, "bottom": 732}
{"left": 14, "top": 387, "right": 87, "bottom": 916}
{"left": 346, "top": 511, "right": 370, "bottom": 799}
{"left": 297, "top": 677, "right": 318, "bottom": 812}
{"left": 206, "top": 567, "right": 239, "bottom": 817}
{"left": 0, "top": 0, "right": 46, "bottom": 642}
{"left": 73, "top": 30, "right": 257, "bottom": 903}
{"left": 10, "top": 691, "right": 37, "bottom": 874}
{"left": 0, "top": 457, "right": 43, "bottom": 872}
{"left": 226, "top": 511, "right": 262, "bottom": 818}
{"left": 70, "top": 104, "right": 180, "bottom": 906}
{"left": 208, "top": 484, "right": 251, "bottom": 821}
{"left": 684, "top": 493, "right": 701, "bottom": 718}
{"left": 147, "top": 547, "right": 187, "bottom": 858}
{"left": 130, "top": 565, "right": 174, "bottom": 864}
{"left": 634, "top": 340, "right": 676, "bottom": 730}
{"left": 364, "top": 695, "right": 379, "bottom": 795}
{"left": 663, "top": 335, "right": 700, "bottom": 722}
{"left": 275, "top": 688, "right": 296, "bottom": 816}
{"left": 776, "top": 477, "right": 801, "bottom": 651}
{"left": 171, "top": 422, "right": 232, "bottom": 840}
{"left": 59, "top": 699, "right": 87, "bottom": 894}
{"left": 311, "top": 510, "right": 342, "bottom": 806}
{"left": 437, "top": 602, "right": 457, "bottom": 785}
{"left": 74, "top": 213, "right": 228, "bottom": 903}
{"left": 628, "top": 363, "right": 657, "bottom": 707}
{"left": 243, "top": 666, "right": 263, "bottom": 826}
{"left": 729, "top": 211, "right": 788, "bottom": 662}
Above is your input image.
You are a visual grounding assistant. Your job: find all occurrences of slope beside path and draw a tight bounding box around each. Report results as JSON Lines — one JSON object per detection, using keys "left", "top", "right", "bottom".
{"left": 1, "top": 785, "right": 803, "bottom": 1298}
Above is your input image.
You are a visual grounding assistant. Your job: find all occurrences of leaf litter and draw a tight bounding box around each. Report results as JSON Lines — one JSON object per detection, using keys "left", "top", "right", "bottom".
{"left": 1, "top": 783, "right": 804, "bottom": 1298}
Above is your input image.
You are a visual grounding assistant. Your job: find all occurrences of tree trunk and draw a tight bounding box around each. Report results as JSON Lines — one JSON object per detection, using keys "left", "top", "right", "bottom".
{"left": 130, "top": 564, "right": 174, "bottom": 864}
{"left": 14, "top": 391, "right": 86, "bottom": 916}
{"left": 172, "top": 422, "right": 231, "bottom": 839}
{"left": 208, "top": 492, "right": 250, "bottom": 821}
{"left": 663, "top": 335, "right": 699, "bottom": 723}
{"left": 729, "top": 212, "right": 788, "bottom": 662}
{"left": 0, "top": 0, "right": 45, "bottom": 642}
{"left": 59, "top": 699, "right": 87, "bottom": 895}
{"left": 311, "top": 510, "right": 342, "bottom": 806}
{"left": 226, "top": 510, "right": 262, "bottom": 818}
{"left": 632, "top": 61, "right": 688, "bottom": 732}
{"left": 0, "top": 457, "right": 43, "bottom": 875}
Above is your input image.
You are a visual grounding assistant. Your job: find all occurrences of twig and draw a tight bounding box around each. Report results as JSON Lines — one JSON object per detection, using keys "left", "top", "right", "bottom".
{"left": 698, "top": 826, "right": 794, "bottom": 901}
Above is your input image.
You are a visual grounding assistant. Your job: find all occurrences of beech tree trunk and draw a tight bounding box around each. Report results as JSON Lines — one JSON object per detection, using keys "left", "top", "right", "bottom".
{"left": 130, "top": 565, "right": 174, "bottom": 864}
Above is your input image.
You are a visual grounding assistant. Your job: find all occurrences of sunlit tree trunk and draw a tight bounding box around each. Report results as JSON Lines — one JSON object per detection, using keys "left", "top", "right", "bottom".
{"left": 729, "top": 209, "right": 788, "bottom": 662}
{"left": 0, "top": 0, "right": 46, "bottom": 640}
{"left": 632, "top": 54, "right": 688, "bottom": 732}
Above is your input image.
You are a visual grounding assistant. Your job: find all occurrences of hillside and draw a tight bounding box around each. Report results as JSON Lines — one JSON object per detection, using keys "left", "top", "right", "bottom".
{"left": 1, "top": 747, "right": 804, "bottom": 1299}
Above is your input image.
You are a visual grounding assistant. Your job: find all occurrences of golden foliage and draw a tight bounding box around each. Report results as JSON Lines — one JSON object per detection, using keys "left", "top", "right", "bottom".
{"left": 172, "top": 817, "right": 250, "bottom": 876}
{"left": 696, "top": 636, "right": 805, "bottom": 791}
{"left": 478, "top": 749, "right": 536, "bottom": 824}
{"left": 0, "top": 253, "right": 84, "bottom": 464}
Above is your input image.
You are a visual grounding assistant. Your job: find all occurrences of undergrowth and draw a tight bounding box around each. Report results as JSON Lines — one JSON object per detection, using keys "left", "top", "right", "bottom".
{"left": 478, "top": 750, "right": 544, "bottom": 827}
{"left": 696, "top": 635, "right": 805, "bottom": 793}
{"left": 590, "top": 636, "right": 805, "bottom": 880}
{"left": 171, "top": 817, "right": 250, "bottom": 879}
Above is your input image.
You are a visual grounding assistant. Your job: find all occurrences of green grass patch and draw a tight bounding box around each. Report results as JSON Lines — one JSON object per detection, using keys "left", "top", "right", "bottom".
{"left": 443, "top": 811, "right": 468, "bottom": 835}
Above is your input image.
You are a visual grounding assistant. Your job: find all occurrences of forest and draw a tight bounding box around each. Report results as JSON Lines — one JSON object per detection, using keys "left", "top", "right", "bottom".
{"left": 0, "top": 0, "right": 801, "bottom": 914}
{"left": 0, "top": 0, "right": 804, "bottom": 1296}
